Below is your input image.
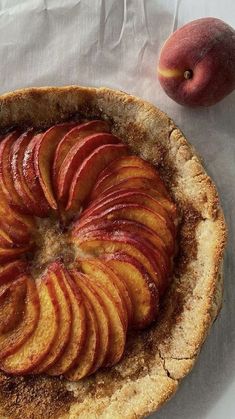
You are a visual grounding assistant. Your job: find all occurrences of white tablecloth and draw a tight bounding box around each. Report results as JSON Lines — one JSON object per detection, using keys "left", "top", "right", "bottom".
{"left": 0, "top": 1, "right": 234, "bottom": 418}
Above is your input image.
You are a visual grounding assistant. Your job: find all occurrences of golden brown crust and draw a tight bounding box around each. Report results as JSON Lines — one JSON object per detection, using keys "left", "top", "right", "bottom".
{"left": 0, "top": 86, "right": 227, "bottom": 419}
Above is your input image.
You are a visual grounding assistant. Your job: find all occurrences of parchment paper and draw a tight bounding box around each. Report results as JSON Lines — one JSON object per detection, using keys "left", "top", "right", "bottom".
{"left": 0, "top": 1, "right": 234, "bottom": 418}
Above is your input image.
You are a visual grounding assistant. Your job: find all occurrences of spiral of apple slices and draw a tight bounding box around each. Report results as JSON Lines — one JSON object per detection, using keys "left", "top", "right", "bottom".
{"left": 0, "top": 120, "right": 177, "bottom": 380}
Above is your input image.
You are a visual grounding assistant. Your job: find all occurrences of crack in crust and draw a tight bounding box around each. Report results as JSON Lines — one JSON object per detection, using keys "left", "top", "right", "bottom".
{"left": 0, "top": 86, "right": 227, "bottom": 419}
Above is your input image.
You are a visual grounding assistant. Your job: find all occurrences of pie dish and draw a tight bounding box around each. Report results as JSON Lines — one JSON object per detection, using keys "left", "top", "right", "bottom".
{"left": 0, "top": 86, "right": 226, "bottom": 418}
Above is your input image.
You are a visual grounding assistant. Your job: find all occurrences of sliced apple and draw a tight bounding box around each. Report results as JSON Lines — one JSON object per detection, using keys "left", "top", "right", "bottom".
{"left": 0, "top": 214, "right": 31, "bottom": 246}
{"left": 33, "top": 265, "right": 72, "bottom": 373}
{"left": 83, "top": 187, "right": 169, "bottom": 218}
{"left": 52, "top": 120, "right": 110, "bottom": 187}
{"left": 22, "top": 133, "right": 50, "bottom": 215}
{"left": 11, "top": 129, "right": 48, "bottom": 217}
{"left": 81, "top": 190, "right": 175, "bottom": 235}
{"left": 74, "top": 218, "right": 168, "bottom": 257}
{"left": 104, "top": 253, "right": 159, "bottom": 329}
{"left": 57, "top": 133, "right": 121, "bottom": 203}
{"left": 0, "top": 245, "right": 32, "bottom": 264}
{"left": 96, "top": 155, "right": 166, "bottom": 185}
{"left": 65, "top": 292, "right": 99, "bottom": 381}
{"left": 0, "top": 196, "right": 35, "bottom": 247}
{"left": 0, "top": 276, "right": 27, "bottom": 334}
{"left": 71, "top": 271, "right": 126, "bottom": 367}
{"left": 1, "top": 275, "right": 60, "bottom": 374}
{"left": 73, "top": 218, "right": 171, "bottom": 282}
{"left": 0, "top": 188, "right": 36, "bottom": 233}
{"left": 34, "top": 123, "right": 74, "bottom": 210}
{"left": 0, "top": 130, "right": 29, "bottom": 212}
{"left": 0, "top": 228, "right": 14, "bottom": 248}
{"left": 72, "top": 231, "right": 164, "bottom": 295}
{"left": 48, "top": 265, "right": 86, "bottom": 376}
{"left": 0, "top": 260, "right": 27, "bottom": 286}
{"left": 0, "top": 275, "right": 40, "bottom": 360}
{"left": 90, "top": 165, "right": 169, "bottom": 200}
{"left": 77, "top": 259, "right": 129, "bottom": 330}
{"left": 91, "top": 176, "right": 177, "bottom": 219}
{"left": 66, "top": 144, "right": 128, "bottom": 214}
{"left": 69, "top": 270, "right": 109, "bottom": 373}
{"left": 74, "top": 203, "right": 174, "bottom": 256}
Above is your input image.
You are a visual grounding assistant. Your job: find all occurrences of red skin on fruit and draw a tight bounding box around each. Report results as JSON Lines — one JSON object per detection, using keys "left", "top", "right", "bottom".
{"left": 0, "top": 260, "right": 27, "bottom": 286}
{"left": 34, "top": 123, "right": 75, "bottom": 210}
{"left": 74, "top": 202, "right": 174, "bottom": 255}
{"left": 22, "top": 134, "right": 50, "bottom": 216}
{"left": 90, "top": 166, "right": 169, "bottom": 201}
{"left": 0, "top": 131, "right": 28, "bottom": 213}
{"left": 0, "top": 275, "right": 40, "bottom": 360}
{"left": 80, "top": 189, "right": 175, "bottom": 235}
{"left": 103, "top": 252, "right": 159, "bottom": 329}
{"left": 158, "top": 18, "right": 235, "bottom": 106}
{"left": 72, "top": 230, "right": 166, "bottom": 294}
{"left": 89, "top": 177, "right": 177, "bottom": 220}
{"left": 52, "top": 120, "right": 110, "bottom": 190}
{"left": 57, "top": 133, "right": 121, "bottom": 203}
{"left": 66, "top": 143, "right": 128, "bottom": 214}
{"left": 11, "top": 130, "right": 47, "bottom": 217}
{"left": 72, "top": 218, "right": 170, "bottom": 269}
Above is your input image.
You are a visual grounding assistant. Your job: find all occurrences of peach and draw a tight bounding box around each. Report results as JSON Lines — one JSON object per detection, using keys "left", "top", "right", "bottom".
{"left": 1, "top": 276, "right": 60, "bottom": 374}
{"left": 52, "top": 120, "right": 110, "bottom": 188}
{"left": 66, "top": 143, "right": 128, "bottom": 214}
{"left": 0, "top": 276, "right": 40, "bottom": 360}
{"left": 158, "top": 18, "right": 235, "bottom": 106}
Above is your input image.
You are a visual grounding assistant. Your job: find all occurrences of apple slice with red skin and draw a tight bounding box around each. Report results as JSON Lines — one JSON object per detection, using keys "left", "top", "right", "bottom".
{"left": 48, "top": 265, "right": 86, "bottom": 376}
{"left": 72, "top": 231, "right": 165, "bottom": 294}
{"left": 0, "top": 213, "right": 31, "bottom": 246}
{"left": 0, "top": 276, "right": 27, "bottom": 334}
{"left": 22, "top": 133, "right": 50, "bottom": 216}
{"left": 0, "top": 228, "right": 14, "bottom": 248}
{"left": 71, "top": 271, "right": 126, "bottom": 367}
{"left": 103, "top": 253, "right": 159, "bottom": 329}
{"left": 0, "top": 244, "right": 32, "bottom": 264}
{"left": 75, "top": 203, "right": 174, "bottom": 255}
{"left": 73, "top": 219, "right": 170, "bottom": 270}
{"left": 34, "top": 123, "right": 75, "bottom": 210}
{"left": 0, "top": 195, "right": 35, "bottom": 248}
{"left": 0, "top": 260, "right": 27, "bottom": 286}
{"left": 74, "top": 222, "right": 168, "bottom": 286}
{"left": 0, "top": 275, "right": 40, "bottom": 360}
{"left": 96, "top": 155, "right": 167, "bottom": 188}
{"left": 77, "top": 258, "right": 132, "bottom": 329}
{"left": 11, "top": 130, "right": 49, "bottom": 217}
{"left": 1, "top": 275, "right": 60, "bottom": 374}
{"left": 33, "top": 266, "right": 72, "bottom": 373}
{"left": 53, "top": 120, "right": 110, "bottom": 189}
{"left": 83, "top": 187, "right": 172, "bottom": 220}
{"left": 57, "top": 133, "right": 121, "bottom": 203}
{"left": 91, "top": 165, "right": 169, "bottom": 201}
{"left": 91, "top": 177, "right": 177, "bottom": 220}
{"left": 88, "top": 279, "right": 126, "bottom": 367}
{"left": 5, "top": 206, "right": 36, "bottom": 247}
{"left": 0, "top": 187, "right": 36, "bottom": 234}
{"left": 81, "top": 189, "right": 175, "bottom": 236}
{"left": 66, "top": 143, "right": 129, "bottom": 214}
{"left": 69, "top": 270, "right": 110, "bottom": 373}
{"left": 0, "top": 131, "right": 30, "bottom": 213}
{"left": 65, "top": 291, "right": 99, "bottom": 381}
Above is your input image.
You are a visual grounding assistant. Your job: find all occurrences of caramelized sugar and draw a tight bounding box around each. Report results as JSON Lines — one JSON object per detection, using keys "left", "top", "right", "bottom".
{"left": 29, "top": 217, "right": 75, "bottom": 278}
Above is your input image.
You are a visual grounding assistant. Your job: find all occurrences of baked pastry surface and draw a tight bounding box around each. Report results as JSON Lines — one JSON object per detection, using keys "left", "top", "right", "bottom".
{"left": 0, "top": 86, "right": 226, "bottom": 419}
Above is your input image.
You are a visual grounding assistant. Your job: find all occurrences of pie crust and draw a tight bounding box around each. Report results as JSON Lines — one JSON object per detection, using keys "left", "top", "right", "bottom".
{"left": 0, "top": 86, "right": 226, "bottom": 419}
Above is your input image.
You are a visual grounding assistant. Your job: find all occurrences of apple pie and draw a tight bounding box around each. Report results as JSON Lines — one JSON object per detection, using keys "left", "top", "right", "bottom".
{"left": 0, "top": 86, "right": 226, "bottom": 419}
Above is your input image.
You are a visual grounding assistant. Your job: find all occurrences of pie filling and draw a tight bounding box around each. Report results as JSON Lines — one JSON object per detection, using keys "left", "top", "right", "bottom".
{"left": 0, "top": 120, "right": 178, "bottom": 381}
